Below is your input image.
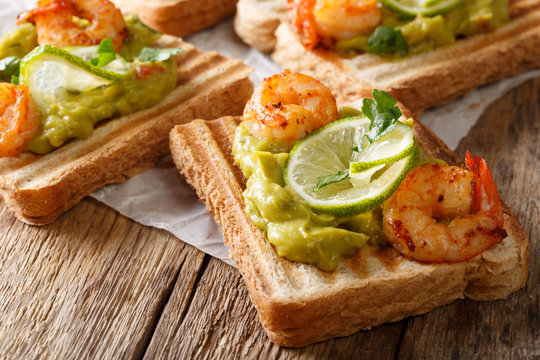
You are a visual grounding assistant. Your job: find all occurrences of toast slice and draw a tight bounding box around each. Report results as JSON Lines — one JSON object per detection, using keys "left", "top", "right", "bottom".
{"left": 0, "top": 35, "right": 252, "bottom": 225}
{"left": 112, "top": 0, "right": 238, "bottom": 37}
{"left": 169, "top": 115, "right": 529, "bottom": 347}
{"left": 235, "top": 0, "right": 540, "bottom": 113}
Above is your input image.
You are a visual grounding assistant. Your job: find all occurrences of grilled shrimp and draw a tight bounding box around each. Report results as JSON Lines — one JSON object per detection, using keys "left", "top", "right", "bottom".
{"left": 18, "top": 0, "right": 127, "bottom": 51}
{"left": 0, "top": 84, "right": 41, "bottom": 157}
{"left": 243, "top": 70, "right": 338, "bottom": 148}
{"left": 289, "top": 0, "right": 382, "bottom": 49}
{"left": 381, "top": 153, "right": 506, "bottom": 262}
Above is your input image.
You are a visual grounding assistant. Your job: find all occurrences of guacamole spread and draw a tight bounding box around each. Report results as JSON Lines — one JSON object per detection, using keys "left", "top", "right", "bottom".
{"left": 337, "top": 0, "right": 509, "bottom": 55}
{"left": 0, "top": 15, "right": 178, "bottom": 155}
{"left": 26, "top": 60, "right": 177, "bottom": 154}
{"left": 233, "top": 123, "right": 384, "bottom": 271}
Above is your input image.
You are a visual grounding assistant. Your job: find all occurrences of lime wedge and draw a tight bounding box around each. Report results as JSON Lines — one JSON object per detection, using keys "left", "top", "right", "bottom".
{"left": 284, "top": 116, "right": 418, "bottom": 217}
{"left": 350, "top": 121, "right": 415, "bottom": 173}
{"left": 380, "top": 0, "right": 461, "bottom": 17}
{"left": 20, "top": 45, "right": 130, "bottom": 110}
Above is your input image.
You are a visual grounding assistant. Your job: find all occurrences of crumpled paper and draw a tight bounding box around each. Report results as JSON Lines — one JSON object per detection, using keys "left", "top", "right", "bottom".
{"left": 2, "top": 1, "right": 539, "bottom": 265}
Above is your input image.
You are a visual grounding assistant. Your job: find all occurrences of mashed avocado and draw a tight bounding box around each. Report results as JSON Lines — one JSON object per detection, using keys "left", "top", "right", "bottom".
{"left": 233, "top": 123, "right": 384, "bottom": 271}
{"left": 0, "top": 23, "right": 38, "bottom": 59}
{"left": 338, "top": 0, "right": 509, "bottom": 55}
{"left": 120, "top": 15, "right": 162, "bottom": 61}
{"left": 0, "top": 14, "right": 178, "bottom": 154}
{"left": 26, "top": 60, "right": 177, "bottom": 154}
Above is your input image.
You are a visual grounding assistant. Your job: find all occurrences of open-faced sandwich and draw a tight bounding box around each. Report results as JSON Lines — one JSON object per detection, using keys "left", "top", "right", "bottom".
{"left": 0, "top": 0, "right": 252, "bottom": 225}
{"left": 111, "top": 0, "right": 238, "bottom": 37}
{"left": 235, "top": 0, "right": 540, "bottom": 112}
{"left": 170, "top": 70, "right": 529, "bottom": 347}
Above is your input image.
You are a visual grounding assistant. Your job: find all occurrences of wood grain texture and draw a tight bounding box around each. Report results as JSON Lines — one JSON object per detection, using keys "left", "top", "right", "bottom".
{"left": 0, "top": 197, "right": 201, "bottom": 359}
{"left": 397, "top": 77, "right": 540, "bottom": 359}
{"left": 0, "top": 78, "right": 537, "bottom": 359}
{"left": 144, "top": 256, "right": 405, "bottom": 359}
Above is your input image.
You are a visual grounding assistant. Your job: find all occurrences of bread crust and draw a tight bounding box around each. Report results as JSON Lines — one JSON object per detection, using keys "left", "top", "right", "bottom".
{"left": 170, "top": 115, "right": 529, "bottom": 347}
{"left": 113, "top": 0, "right": 238, "bottom": 37}
{"left": 235, "top": 0, "right": 540, "bottom": 113}
{"left": 0, "top": 35, "right": 253, "bottom": 225}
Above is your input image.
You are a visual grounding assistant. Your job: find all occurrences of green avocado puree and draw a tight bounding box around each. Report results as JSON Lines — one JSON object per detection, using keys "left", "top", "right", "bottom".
{"left": 233, "top": 123, "right": 384, "bottom": 271}
{"left": 337, "top": 0, "right": 509, "bottom": 54}
{"left": 0, "top": 14, "right": 177, "bottom": 154}
{"left": 0, "top": 23, "right": 37, "bottom": 59}
{"left": 26, "top": 60, "right": 177, "bottom": 154}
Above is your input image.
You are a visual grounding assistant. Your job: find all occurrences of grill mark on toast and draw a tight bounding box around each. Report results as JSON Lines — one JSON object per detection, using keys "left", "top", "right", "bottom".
{"left": 0, "top": 39, "right": 252, "bottom": 224}
{"left": 510, "top": 0, "right": 540, "bottom": 18}
{"left": 0, "top": 60, "right": 249, "bottom": 188}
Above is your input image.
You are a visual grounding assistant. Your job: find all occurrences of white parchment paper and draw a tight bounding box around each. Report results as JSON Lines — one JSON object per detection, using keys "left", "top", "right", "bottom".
{"left": 2, "top": 1, "right": 538, "bottom": 265}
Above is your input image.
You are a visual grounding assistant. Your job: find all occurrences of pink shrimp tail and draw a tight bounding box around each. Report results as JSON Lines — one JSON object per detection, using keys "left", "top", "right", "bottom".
{"left": 288, "top": 0, "right": 320, "bottom": 50}
{"left": 465, "top": 151, "right": 504, "bottom": 227}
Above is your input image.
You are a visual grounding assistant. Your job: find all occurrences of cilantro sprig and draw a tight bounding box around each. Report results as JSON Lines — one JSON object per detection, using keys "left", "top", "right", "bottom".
{"left": 314, "top": 90, "right": 402, "bottom": 192}
{"left": 138, "top": 47, "right": 184, "bottom": 62}
{"left": 365, "top": 26, "right": 408, "bottom": 56}
{"left": 0, "top": 56, "right": 21, "bottom": 83}
{"left": 314, "top": 169, "right": 350, "bottom": 192}
{"left": 90, "top": 38, "right": 116, "bottom": 68}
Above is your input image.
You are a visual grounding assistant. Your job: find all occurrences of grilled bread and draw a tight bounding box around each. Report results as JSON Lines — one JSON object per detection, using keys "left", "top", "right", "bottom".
{"left": 112, "top": 0, "right": 238, "bottom": 37}
{"left": 169, "top": 115, "right": 529, "bottom": 347}
{"left": 0, "top": 35, "right": 252, "bottom": 225}
{"left": 235, "top": 0, "right": 540, "bottom": 113}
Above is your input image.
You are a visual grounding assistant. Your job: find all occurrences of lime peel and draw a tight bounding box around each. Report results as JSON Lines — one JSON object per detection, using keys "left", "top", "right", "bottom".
{"left": 380, "top": 0, "right": 462, "bottom": 17}
{"left": 284, "top": 115, "right": 419, "bottom": 217}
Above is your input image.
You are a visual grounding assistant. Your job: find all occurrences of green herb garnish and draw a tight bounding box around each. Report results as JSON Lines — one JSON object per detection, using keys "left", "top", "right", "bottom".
{"left": 314, "top": 169, "right": 350, "bottom": 192}
{"left": 314, "top": 90, "right": 403, "bottom": 191}
{"left": 138, "top": 47, "right": 184, "bottom": 62}
{"left": 365, "top": 26, "right": 408, "bottom": 55}
{"left": 90, "top": 38, "right": 116, "bottom": 68}
{"left": 0, "top": 56, "right": 21, "bottom": 83}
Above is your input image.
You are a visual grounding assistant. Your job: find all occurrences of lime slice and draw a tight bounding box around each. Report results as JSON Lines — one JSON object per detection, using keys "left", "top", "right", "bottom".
{"left": 20, "top": 45, "right": 129, "bottom": 110}
{"left": 66, "top": 46, "right": 130, "bottom": 74}
{"left": 380, "top": 0, "right": 461, "bottom": 17}
{"left": 350, "top": 121, "right": 415, "bottom": 173}
{"left": 284, "top": 116, "right": 418, "bottom": 217}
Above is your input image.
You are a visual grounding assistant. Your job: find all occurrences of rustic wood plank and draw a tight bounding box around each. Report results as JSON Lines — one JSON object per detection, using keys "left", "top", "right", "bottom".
{"left": 145, "top": 256, "right": 405, "bottom": 359}
{"left": 0, "top": 197, "right": 204, "bottom": 359}
{"left": 397, "top": 77, "right": 540, "bottom": 359}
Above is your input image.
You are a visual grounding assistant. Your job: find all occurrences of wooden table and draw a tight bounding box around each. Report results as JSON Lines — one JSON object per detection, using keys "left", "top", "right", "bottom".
{"left": 0, "top": 77, "right": 538, "bottom": 359}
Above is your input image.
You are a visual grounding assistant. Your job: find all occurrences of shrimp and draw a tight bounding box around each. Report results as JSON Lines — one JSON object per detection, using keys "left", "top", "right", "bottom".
{"left": 0, "top": 83, "right": 41, "bottom": 157}
{"left": 289, "top": 0, "right": 382, "bottom": 49}
{"left": 381, "top": 153, "right": 507, "bottom": 263}
{"left": 243, "top": 70, "right": 338, "bottom": 148}
{"left": 17, "top": 0, "right": 127, "bottom": 52}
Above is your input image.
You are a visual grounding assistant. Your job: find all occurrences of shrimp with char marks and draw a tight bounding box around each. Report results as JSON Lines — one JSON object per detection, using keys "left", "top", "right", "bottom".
{"left": 243, "top": 70, "right": 338, "bottom": 148}
{"left": 289, "top": 0, "right": 382, "bottom": 49}
{"left": 0, "top": 83, "right": 41, "bottom": 158}
{"left": 382, "top": 153, "right": 507, "bottom": 262}
{"left": 18, "top": 0, "right": 127, "bottom": 52}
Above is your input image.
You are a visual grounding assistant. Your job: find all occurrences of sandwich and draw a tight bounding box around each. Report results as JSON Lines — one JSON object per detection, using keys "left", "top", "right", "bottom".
{"left": 234, "top": 0, "right": 540, "bottom": 113}
{"left": 0, "top": 0, "right": 252, "bottom": 225}
{"left": 112, "top": 0, "right": 238, "bottom": 37}
{"left": 169, "top": 70, "right": 529, "bottom": 347}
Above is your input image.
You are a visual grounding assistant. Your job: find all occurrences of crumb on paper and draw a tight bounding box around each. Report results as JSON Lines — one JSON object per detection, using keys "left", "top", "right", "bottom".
{"left": 469, "top": 103, "right": 481, "bottom": 109}
{"left": 446, "top": 107, "right": 453, "bottom": 112}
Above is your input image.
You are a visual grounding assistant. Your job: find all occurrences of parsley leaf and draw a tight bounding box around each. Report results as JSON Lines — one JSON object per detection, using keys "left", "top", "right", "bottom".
{"left": 90, "top": 38, "right": 116, "bottom": 68}
{"left": 138, "top": 47, "right": 184, "bottom": 62}
{"left": 314, "top": 169, "right": 350, "bottom": 192}
{"left": 0, "top": 56, "right": 21, "bottom": 83}
{"left": 361, "top": 89, "right": 402, "bottom": 144}
{"left": 365, "top": 26, "right": 408, "bottom": 56}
